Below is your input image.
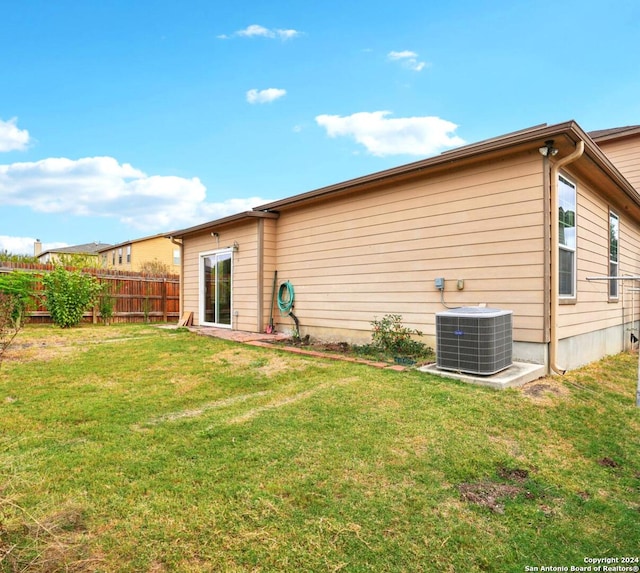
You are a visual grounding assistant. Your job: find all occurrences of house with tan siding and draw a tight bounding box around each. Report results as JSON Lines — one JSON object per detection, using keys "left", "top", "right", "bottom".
{"left": 168, "top": 120, "right": 640, "bottom": 374}
{"left": 99, "top": 233, "right": 181, "bottom": 275}
{"left": 34, "top": 241, "right": 112, "bottom": 264}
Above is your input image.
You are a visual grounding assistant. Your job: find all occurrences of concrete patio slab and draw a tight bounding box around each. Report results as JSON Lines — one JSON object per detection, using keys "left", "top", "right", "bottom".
{"left": 188, "top": 326, "right": 291, "bottom": 344}
{"left": 418, "top": 361, "right": 546, "bottom": 390}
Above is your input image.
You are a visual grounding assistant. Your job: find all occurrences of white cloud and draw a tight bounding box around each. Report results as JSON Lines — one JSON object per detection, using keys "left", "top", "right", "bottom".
{"left": 387, "top": 50, "right": 428, "bottom": 72}
{"left": 0, "top": 236, "right": 68, "bottom": 256}
{"left": 315, "top": 111, "right": 465, "bottom": 157}
{"left": 0, "top": 156, "right": 273, "bottom": 233}
{"left": 221, "top": 24, "right": 301, "bottom": 40}
{"left": 0, "top": 117, "right": 30, "bottom": 152}
{"left": 246, "top": 88, "right": 287, "bottom": 104}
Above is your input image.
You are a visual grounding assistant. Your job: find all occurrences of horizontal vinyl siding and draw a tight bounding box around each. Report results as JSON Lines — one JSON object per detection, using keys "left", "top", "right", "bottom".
{"left": 132, "top": 238, "right": 181, "bottom": 274}
{"left": 263, "top": 219, "right": 278, "bottom": 329}
{"left": 182, "top": 222, "right": 258, "bottom": 328}
{"left": 274, "top": 151, "right": 546, "bottom": 344}
{"left": 558, "top": 171, "right": 640, "bottom": 339}
{"left": 598, "top": 137, "right": 640, "bottom": 191}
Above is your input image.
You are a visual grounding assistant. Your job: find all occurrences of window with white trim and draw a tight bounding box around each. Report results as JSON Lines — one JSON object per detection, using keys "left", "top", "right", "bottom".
{"left": 609, "top": 211, "right": 619, "bottom": 299}
{"left": 558, "top": 174, "right": 577, "bottom": 298}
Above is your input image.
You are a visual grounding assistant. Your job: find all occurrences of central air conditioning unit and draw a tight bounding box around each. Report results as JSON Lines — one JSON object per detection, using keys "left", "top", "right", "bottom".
{"left": 435, "top": 307, "right": 513, "bottom": 375}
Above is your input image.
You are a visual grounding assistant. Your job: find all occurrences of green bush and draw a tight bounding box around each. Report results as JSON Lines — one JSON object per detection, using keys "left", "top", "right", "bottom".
{"left": 371, "top": 314, "right": 429, "bottom": 357}
{"left": 97, "top": 283, "right": 116, "bottom": 325}
{"left": 0, "top": 271, "right": 36, "bottom": 366}
{"left": 0, "top": 271, "right": 36, "bottom": 328}
{"left": 42, "top": 268, "right": 102, "bottom": 328}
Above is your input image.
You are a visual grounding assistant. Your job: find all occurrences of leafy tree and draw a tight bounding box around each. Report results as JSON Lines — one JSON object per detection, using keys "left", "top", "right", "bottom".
{"left": 0, "top": 250, "right": 38, "bottom": 264}
{"left": 0, "top": 271, "right": 36, "bottom": 366}
{"left": 138, "top": 259, "right": 172, "bottom": 276}
{"left": 56, "top": 253, "right": 104, "bottom": 269}
{"left": 0, "top": 271, "right": 37, "bottom": 328}
{"left": 42, "top": 268, "right": 102, "bottom": 328}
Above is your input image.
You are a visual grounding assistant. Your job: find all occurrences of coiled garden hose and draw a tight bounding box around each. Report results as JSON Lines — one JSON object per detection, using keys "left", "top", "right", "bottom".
{"left": 277, "top": 281, "right": 295, "bottom": 314}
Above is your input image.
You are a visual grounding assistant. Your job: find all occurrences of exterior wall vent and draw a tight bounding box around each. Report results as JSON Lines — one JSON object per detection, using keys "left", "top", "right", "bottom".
{"left": 435, "top": 307, "right": 513, "bottom": 375}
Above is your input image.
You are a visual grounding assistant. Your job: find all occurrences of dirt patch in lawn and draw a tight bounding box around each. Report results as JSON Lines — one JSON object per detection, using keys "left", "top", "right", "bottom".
{"left": 458, "top": 481, "right": 523, "bottom": 514}
{"left": 458, "top": 465, "right": 535, "bottom": 514}
{"left": 520, "top": 377, "right": 569, "bottom": 404}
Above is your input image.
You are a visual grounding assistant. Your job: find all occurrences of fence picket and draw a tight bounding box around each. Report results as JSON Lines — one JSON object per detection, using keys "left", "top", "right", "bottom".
{"left": 0, "top": 262, "right": 180, "bottom": 324}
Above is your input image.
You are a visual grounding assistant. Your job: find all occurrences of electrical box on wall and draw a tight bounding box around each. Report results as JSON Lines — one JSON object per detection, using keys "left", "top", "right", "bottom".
{"left": 434, "top": 277, "right": 445, "bottom": 290}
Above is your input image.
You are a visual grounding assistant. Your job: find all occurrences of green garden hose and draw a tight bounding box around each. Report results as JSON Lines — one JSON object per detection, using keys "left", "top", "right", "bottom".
{"left": 277, "top": 281, "right": 295, "bottom": 314}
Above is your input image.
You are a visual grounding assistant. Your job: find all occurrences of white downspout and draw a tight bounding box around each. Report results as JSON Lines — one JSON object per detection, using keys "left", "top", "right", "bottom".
{"left": 550, "top": 141, "right": 584, "bottom": 374}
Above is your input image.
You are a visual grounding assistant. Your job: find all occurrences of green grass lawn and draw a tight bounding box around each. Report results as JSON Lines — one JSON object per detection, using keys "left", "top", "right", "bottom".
{"left": 1, "top": 324, "right": 638, "bottom": 572}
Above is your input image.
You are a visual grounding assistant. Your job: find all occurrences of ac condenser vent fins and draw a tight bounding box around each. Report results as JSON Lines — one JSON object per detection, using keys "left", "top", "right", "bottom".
{"left": 436, "top": 307, "right": 513, "bottom": 375}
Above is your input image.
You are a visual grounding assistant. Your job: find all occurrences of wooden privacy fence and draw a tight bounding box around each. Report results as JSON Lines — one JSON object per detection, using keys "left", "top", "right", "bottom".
{"left": 0, "top": 263, "right": 180, "bottom": 324}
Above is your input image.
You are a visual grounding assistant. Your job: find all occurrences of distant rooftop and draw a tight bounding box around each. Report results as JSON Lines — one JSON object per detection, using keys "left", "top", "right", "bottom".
{"left": 589, "top": 125, "right": 640, "bottom": 140}
{"left": 39, "top": 242, "right": 113, "bottom": 256}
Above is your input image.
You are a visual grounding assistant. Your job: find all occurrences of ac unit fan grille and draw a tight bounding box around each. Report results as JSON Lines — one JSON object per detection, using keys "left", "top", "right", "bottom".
{"left": 436, "top": 308, "right": 512, "bottom": 375}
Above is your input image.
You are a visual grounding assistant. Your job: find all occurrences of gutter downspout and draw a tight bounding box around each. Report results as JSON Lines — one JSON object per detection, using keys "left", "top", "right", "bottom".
{"left": 169, "top": 237, "right": 184, "bottom": 319}
{"left": 549, "top": 141, "right": 584, "bottom": 374}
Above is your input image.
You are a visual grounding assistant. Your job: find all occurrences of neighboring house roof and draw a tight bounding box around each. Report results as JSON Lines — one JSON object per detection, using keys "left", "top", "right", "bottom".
{"left": 168, "top": 120, "right": 640, "bottom": 238}
{"left": 589, "top": 125, "right": 640, "bottom": 141}
{"left": 39, "top": 242, "right": 112, "bottom": 258}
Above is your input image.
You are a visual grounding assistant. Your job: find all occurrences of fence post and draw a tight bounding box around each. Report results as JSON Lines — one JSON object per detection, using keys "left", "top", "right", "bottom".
{"left": 162, "top": 278, "right": 167, "bottom": 322}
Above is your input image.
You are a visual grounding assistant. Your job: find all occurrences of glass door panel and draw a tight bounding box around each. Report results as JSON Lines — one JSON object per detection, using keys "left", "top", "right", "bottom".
{"left": 204, "top": 256, "right": 215, "bottom": 323}
{"left": 216, "top": 253, "right": 232, "bottom": 326}
{"left": 202, "top": 251, "right": 232, "bottom": 326}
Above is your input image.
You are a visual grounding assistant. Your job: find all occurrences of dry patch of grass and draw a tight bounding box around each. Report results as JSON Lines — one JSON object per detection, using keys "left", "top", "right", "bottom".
{"left": 0, "top": 499, "right": 101, "bottom": 573}
{"left": 139, "top": 390, "right": 271, "bottom": 426}
{"left": 207, "top": 347, "right": 312, "bottom": 378}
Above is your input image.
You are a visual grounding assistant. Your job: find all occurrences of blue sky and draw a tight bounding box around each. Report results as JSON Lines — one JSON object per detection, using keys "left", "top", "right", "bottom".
{"left": 1, "top": 0, "right": 639, "bottom": 255}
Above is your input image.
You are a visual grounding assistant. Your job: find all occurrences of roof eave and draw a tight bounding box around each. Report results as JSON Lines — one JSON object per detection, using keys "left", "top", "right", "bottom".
{"left": 254, "top": 120, "right": 640, "bottom": 213}
{"left": 167, "top": 210, "right": 279, "bottom": 239}
{"left": 254, "top": 121, "right": 583, "bottom": 212}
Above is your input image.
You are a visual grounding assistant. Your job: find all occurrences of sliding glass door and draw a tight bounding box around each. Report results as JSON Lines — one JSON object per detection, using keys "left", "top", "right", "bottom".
{"left": 202, "top": 250, "right": 232, "bottom": 327}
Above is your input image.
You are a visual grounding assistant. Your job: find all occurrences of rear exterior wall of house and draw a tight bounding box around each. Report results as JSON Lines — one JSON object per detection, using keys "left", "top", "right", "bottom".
{"left": 178, "top": 145, "right": 640, "bottom": 372}
{"left": 556, "top": 168, "right": 640, "bottom": 369}
{"left": 182, "top": 220, "right": 261, "bottom": 332}
{"left": 272, "top": 150, "right": 549, "bottom": 360}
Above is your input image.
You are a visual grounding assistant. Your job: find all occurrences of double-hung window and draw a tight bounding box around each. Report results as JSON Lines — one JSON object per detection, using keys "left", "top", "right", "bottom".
{"left": 609, "top": 211, "right": 619, "bottom": 299}
{"left": 558, "top": 174, "right": 577, "bottom": 298}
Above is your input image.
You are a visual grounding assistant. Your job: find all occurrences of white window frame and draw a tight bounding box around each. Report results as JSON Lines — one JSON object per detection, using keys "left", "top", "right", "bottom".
{"left": 558, "top": 174, "right": 577, "bottom": 299}
{"left": 609, "top": 211, "right": 619, "bottom": 300}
